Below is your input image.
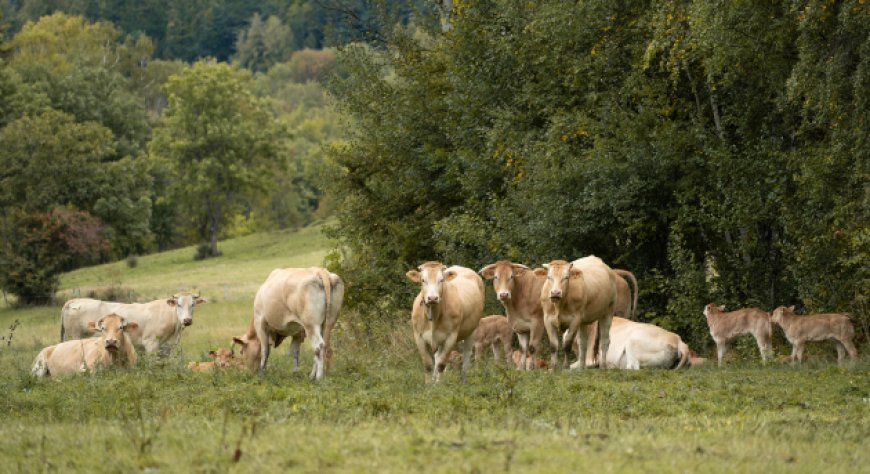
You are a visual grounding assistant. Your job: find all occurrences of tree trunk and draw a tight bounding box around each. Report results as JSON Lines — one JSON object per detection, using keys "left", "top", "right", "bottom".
{"left": 209, "top": 206, "right": 221, "bottom": 257}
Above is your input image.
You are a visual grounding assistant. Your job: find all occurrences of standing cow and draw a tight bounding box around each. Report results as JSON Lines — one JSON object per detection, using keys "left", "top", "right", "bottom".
{"left": 703, "top": 304, "right": 772, "bottom": 366}
{"left": 232, "top": 267, "right": 343, "bottom": 380}
{"left": 32, "top": 313, "right": 138, "bottom": 377}
{"left": 408, "top": 262, "right": 484, "bottom": 383}
{"left": 535, "top": 256, "right": 619, "bottom": 369}
{"left": 60, "top": 292, "right": 206, "bottom": 354}
{"left": 771, "top": 305, "right": 857, "bottom": 364}
{"left": 478, "top": 261, "right": 546, "bottom": 370}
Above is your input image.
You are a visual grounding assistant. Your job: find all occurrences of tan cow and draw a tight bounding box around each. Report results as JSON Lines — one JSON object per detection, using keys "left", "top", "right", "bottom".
{"left": 535, "top": 256, "right": 619, "bottom": 369}
{"left": 60, "top": 292, "right": 206, "bottom": 354}
{"left": 187, "top": 347, "right": 241, "bottom": 371}
{"left": 478, "top": 260, "right": 546, "bottom": 370}
{"left": 31, "top": 313, "right": 138, "bottom": 377}
{"left": 408, "top": 262, "right": 484, "bottom": 383}
{"left": 232, "top": 267, "right": 343, "bottom": 380}
{"left": 771, "top": 305, "right": 857, "bottom": 364}
{"left": 511, "top": 350, "right": 548, "bottom": 369}
{"left": 703, "top": 304, "right": 772, "bottom": 366}
{"left": 474, "top": 315, "right": 513, "bottom": 365}
{"left": 577, "top": 317, "right": 691, "bottom": 369}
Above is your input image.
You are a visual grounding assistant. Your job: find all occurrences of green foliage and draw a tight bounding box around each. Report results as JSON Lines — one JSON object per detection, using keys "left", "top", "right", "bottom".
{"left": 148, "top": 60, "right": 284, "bottom": 257}
{"left": 232, "top": 14, "right": 293, "bottom": 73}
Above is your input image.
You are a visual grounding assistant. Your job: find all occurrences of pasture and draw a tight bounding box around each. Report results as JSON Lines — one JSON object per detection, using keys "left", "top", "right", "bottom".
{"left": 0, "top": 226, "right": 867, "bottom": 473}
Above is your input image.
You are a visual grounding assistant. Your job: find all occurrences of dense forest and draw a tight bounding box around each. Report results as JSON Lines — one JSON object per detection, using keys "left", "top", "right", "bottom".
{"left": 0, "top": 0, "right": 867, "bottom": 350}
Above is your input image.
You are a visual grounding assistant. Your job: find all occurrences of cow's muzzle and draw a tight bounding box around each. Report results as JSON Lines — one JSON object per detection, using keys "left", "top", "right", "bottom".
{"left": 183, "top": 318, "right": 193, "bottom": 326}
{"left": 549, "top": 291, "right": 562, "bottom": 300}
{"left": 425, "top": 295, "right": 440, "bottom": 304}
{"left": 497, "top": 292, "right": 511, "bottom": 301}
{"left": 104, "top": 340, "right": 119, "bottom": 351}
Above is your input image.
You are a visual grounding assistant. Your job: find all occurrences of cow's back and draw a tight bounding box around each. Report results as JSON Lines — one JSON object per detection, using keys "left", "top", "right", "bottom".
{"left": 605, "top": 317, "right": 682, "bottom": 368}
{"left": 255, "top": 267, "right": 328, "bottom": 332}
{"left": 61, "top": 298, "right": 123, "bottom": 340}
{"left": 443, "top": 266, "right": 485, "bottom": 341}
{"left": 570, "top": 256, "right": 617, "bottom": 319}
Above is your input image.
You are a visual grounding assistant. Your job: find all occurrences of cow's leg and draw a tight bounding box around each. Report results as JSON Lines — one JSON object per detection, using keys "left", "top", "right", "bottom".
{"left": 434, "top": 332, "right": 460, "bottom": 383}
{"left": 516, "top": 332, "right": 530, "bottom": 370}
{"left": 289, "top": 333, "right": 304, "bottom": 372}
{"left": 305, "top": 323, "right": 326, "bottom": 381}
{"left": 574, "top": 323, "right": 591, "bottom": 369}
{"left": 474, "top": 341, "right": 484, "bottom": 365}
{"left": 529, "top": 322, "right": 545, "bottom": 370}
{"left": 716, "top": 341, "right": 729, "bottom": 367}
{"left": 142, "top": 338, "right": 161, "bottom": 355}
{"left": 254, "top": 321, "right": 271, "bottom": 373}
{"left": 840, "top": 336, "right": 858, "bottom": 360}
{"left": 564, "top": 317, "right": 584, "bottom": 368}
{"left": 322, "top": 320, "right": 334, "bottom": 373}
{"left": 794, "top": 341, "right": 805, "bottom": 364}
{"left": 597, "top": 315, "right": 612, "bottom": 369}
{"left": 543, "top": 317, "right": 560, "bottom": 370}
{"left": 459, "top": 336, "right": 474, "bottom": 383}
{"left": 500, "top": 335, "right": 512, "bottom": 366}
{"left": 835, "top": 340, "right": 846, "bottom": 364}
{"left": 414, "top": 332, "right": 434, "bottom": 384}
{"left": 756, "top": 332, "right": 772, "bottom": 364}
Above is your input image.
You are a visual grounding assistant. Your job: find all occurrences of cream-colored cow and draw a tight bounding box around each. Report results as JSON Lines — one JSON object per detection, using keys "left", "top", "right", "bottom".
{"left": 32, "top": 313, "right": 138, "bottom": 377}
{"left": 703, "top": 304, "right": 772, "bottom": 366}
{"left": 408, "top": 262, "right": 484, "bottom": 383}
{"left": 60, "top": 293, "right": 206, "bottom": 354}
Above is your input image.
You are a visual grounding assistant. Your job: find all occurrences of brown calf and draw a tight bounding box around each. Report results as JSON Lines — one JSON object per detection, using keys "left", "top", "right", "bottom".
{"left": 187, "top": 347, "right": 241, "bottom": 371}
{"left": 771, "top": 305, "right": 857, "bottom": 364}
{"left": 703, "top": 304, "right": 772, "bottom": 366}
{"left": 474, "top": 315, "right": 513, "bottom": 365}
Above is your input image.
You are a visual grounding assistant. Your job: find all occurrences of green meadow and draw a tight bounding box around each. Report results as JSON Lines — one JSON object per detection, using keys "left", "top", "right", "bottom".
{"left": 0, "top": 226, "right": 867, "bottom": 473}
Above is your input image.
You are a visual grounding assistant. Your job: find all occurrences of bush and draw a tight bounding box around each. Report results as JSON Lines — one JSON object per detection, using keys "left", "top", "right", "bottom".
{"left": 194, "top": 243, "right": 222, "bottom": 261}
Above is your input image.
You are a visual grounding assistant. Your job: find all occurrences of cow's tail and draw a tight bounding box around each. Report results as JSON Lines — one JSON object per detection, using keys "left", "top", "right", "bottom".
{"left": 60, "top": 302, "right": 71, "bottom": 342}
{"left": 315, "top": 268, "right": 332, "bottom": 317}
{"left": 614, "top": 269, "right": 638, "bottom": 319}
{"left": 31, "top": 348, "right": 50, "bottom": 377}
{"left": 674, "top": 341, "right": 691, "bottom": 369}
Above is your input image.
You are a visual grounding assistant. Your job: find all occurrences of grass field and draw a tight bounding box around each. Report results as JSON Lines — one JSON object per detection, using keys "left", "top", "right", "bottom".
{"left": 0, "top": 225, "right": 867, "bottom": 473}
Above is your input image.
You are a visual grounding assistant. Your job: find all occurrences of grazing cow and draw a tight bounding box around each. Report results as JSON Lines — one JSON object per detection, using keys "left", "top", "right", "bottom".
{"left": 771, "top": 305, "right": 857, "bottom": 364}
{"left": 408, "top": 262, "right": 484, "bottom": 383}
{"left": 474, "top": 315, "right": 513, "bottom": 365}
{"left": 60, "top": 292, "right": 206, "bottom": 354}
{"left": 511, "top": 350, "right": 548, "bottom": 369}
{"left": 535, "top": 256, "right": 619, "bottom": 369}
{"left": 703, "top": 304, "right": 772, "bottom": 366}
{"left": 478, "top": 260, "right": 546, "bottom": 370}
{"left": 187, "top": 347, "right": 241, "bottom": 371}
{"left": 232, "top": 267, "right": 343, "bottom": 380}
{"left": 32, "top": 313, "right": 138, "bottom": 377}
{"left": 613, "top": 269, "right": 638, "bottom": 319}
{"left": 570, "top": 318, "right": 694, "bottom": 369}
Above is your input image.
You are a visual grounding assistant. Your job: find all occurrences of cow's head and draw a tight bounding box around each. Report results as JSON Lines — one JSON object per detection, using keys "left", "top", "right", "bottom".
{"left": 87, "top": 313, "right": 138, "bottom": 352}
{"left": 166, "top": 292, "right": 207, "bottom": 327}
{"left": 534, "top": 260, "right": 580, "bottom": 301}
{"left": 231, "top": 334, "right": 260, "bottom": 370}
{"left": 208, "top": 347, "right": 236, "bottom": 368}
{"left": 406, "top": 262, "right": 459, "bottom": 318}
{"left": 479, "top": 261, "right": 529, "bottom": 302}
{"left": 770, "top": 305, "right": 795, "bottom": 324}
{"left": 702, "top": 303, "right": 726, "bottom": 320}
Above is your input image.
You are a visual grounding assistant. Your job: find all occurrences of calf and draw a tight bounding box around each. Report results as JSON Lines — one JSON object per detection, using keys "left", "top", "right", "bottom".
{"left": 535, "top": 256, "right": 619, "bottom": 369}
{"left": 474, "top": 315, "right": 513, "bottom": 365}
{"left": 478, "top": 260, "right": 546, "bottom": 370}
{"left": 32, "top": 313, "right": 138, "bottom": 377}
{"left": 408, "top": 262, "right": 484, "bottom": 383}
{"left": 511, "top": 350, "right": 547, "bottom": 369}
{"left": 771, "top": 305, "right": 857, "bottom": 364}
{"left": 187, "top": 347, "right": 240, "bottom": 371}
{"left": 703, "top": 304, "right": 772, "bottom": 366}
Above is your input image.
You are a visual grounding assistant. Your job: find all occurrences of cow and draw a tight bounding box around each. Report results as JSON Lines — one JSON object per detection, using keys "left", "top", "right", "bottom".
{"left": 511, "top": 350, "right": 548, "bottom": 369}
{"left": 231, "top": 267, "right": 343, "bottom": 380}
{"left": 31, "top": 313, "right": 138, "bottom": 377}
{"left": 407, "top": 262, "right": 484, "bottom": 383}
{"left": 703, "top": 304, "right": 772, "bottom": 366}
{"left": 613, "top": 269, "right": 638, "bottom": 319}
{"left": 478, "top": 260, "right": 546, "bottom": 370}
{"left": 771, "top": 305, "right": 857, "bottom": 364}
{"left": 474, "top": 315, "right": 513, "bottom": 365}
{"left": 573, "top": 317, "right": 691, "bottom": 369}
{"left": 60, "top": 292, "right": 206, "bottom": 354}
{"left": 535, "top": 256, "right": 619, "bottom": 369}
{"left": 187, "top": 347, "right": 241, "bottom": 371}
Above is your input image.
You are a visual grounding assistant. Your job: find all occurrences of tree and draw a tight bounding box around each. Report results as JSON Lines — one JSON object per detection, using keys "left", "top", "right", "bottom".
{"left": 233, "top": 14, "right": 293, "bottom": 73}
{"left": 149, "top": 60, "right": 283, "bottom": 257}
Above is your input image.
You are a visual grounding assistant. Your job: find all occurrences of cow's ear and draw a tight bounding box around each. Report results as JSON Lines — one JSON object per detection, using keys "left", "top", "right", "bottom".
{"left": 166, "top": 298, "right": 177, "bottom": 306}
{"left": 533, "top": 268, "right": 548, "bottom": 277}
{"left": 569, "top": 268, "right": 583, "bottom": 279}
{"left": 124, "top": 322, "right": 139, "bottom": 332}
{"left": 87, "top": 321, "right": 97, "bottom": 331}
{"left": 444, "top": 270, "right": 458, "bottom": 282}
{"left": 406, "top": 270, "right": 421, "bottom": 283}
{"left": 232, "top": 336, "right": 246, "bottom": 346}
{"left": 195, "top": 297, "right": 207, "bottom": 305}
{"left": 512, "top": 264, "right": 529, "bottom": 276}
{"left": 788, "top": 305, "right": 795, "bottom": 312}
{"left": 208, "top": 350, "right": 217, "bottom": 357}
{"left": 718, "top": 305, "right": 726, "bottom": 311}
{"left": 478, "top": 264, "right": 496, "bottom": 280}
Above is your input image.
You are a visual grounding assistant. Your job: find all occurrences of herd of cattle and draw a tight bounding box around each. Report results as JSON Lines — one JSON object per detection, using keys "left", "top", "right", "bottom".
{"left": 29, "top": 256, "right": 859, "bottom": 381}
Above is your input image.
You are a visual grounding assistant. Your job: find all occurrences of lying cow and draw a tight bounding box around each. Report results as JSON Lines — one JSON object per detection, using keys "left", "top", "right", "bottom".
{"left": 187, "top": 347, "right": 241, "bottom": 371}
{"left": 703, "top": 304, "right": 772, "bottom": 366}
{"left": 474, "top": 315, "right": 513, "bottom": 365}
{"left": 60, "top": 292, "right": 206, "bottom": 354}
{"left": 478, "top": 260, "right": 546, "bottom": 370}
{"left": 511, "top": 350, "right": 548, "bottom": 369}
{"left": 570, "top": 318, "right": 692, "bottom": 369}
{"left": 232, "top": 267, "right": 343, "bottom": 380}
{"left": 408, "top": 262, "right": 484, "bottom": 383}
{"left": 32, "top": 313, "right": 138, "bottom": 377}
{"left": 536, "top": 256, "right": 619, "bottom": 369}
{"left": 771, "top": 305, "right": 857, "bottom": 364}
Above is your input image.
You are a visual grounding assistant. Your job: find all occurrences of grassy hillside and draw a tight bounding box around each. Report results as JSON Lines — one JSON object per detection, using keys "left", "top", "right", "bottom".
{"left": 0, "top": 225, "right": 867, "bottom": 473}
